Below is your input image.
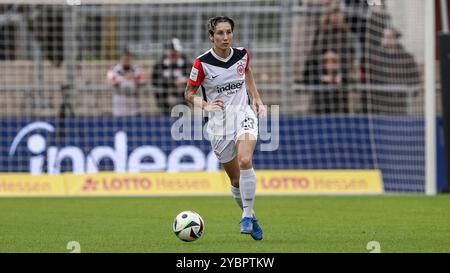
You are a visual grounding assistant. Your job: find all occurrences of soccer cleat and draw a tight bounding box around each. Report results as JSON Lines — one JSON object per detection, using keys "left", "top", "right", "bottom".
{"left": 240, "top": 217, "right": 253, "bottom": 234}
{"left": 251, "top": 217, "right": 263, "bottom": 241}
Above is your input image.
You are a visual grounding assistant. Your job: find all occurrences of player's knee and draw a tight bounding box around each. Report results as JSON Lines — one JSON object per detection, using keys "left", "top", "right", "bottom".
{"left": 238, "top": 155, "right": 253, "bottom": 169}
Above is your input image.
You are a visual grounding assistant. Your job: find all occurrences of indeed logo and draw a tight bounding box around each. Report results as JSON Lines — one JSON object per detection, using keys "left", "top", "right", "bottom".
{"left": 216, "top": 80, "right": 244, "bottom": 94}
{"left": 9, "top": 122, "right": 219, "bottom": 174}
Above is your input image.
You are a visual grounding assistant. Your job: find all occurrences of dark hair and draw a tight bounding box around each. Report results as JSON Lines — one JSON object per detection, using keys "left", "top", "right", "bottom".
{"left": 207, "top": 16, "right": 235, "bottom": 36}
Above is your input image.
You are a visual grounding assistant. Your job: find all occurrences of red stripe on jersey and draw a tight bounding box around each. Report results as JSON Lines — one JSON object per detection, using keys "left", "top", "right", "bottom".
{"left": 188, "top": 58, "right": 205, "bottom": 88}
{"left": 245, "top": 48, "right": 250, "bottom": 72}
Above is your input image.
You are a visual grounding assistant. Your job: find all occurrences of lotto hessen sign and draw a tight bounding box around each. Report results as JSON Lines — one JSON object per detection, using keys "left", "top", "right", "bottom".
{"left": 66, "top": 172, "right": 229, "bottom": 196}
{"left": 256, "top": 170, "right": 383, "bottom": 195}
{"left": 0, "top": 170, "right": 383, "bottom": 197}
{"left": 0, "top": 174, "right": 66, "bottom": 196}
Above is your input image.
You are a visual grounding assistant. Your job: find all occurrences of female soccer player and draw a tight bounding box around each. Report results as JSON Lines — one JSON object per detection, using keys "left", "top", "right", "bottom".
{"left": 184, "top": 16, "right": 266, "bottom": 241}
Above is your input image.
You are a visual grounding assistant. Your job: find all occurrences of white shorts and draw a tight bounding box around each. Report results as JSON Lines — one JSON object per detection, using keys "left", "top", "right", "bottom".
{"left": 208, "top": 106, "right": 258, "bottom": 164}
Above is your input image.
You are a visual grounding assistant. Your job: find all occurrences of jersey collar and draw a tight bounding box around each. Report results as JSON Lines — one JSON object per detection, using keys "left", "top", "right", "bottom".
{"left": 210, "top": 48, "right": 234, "bottom": 62}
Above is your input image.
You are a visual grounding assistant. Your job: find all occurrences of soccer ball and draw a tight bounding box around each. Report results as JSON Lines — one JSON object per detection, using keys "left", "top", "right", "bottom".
{"left": 173, "top": 211, "right": 205, "bottom": 242}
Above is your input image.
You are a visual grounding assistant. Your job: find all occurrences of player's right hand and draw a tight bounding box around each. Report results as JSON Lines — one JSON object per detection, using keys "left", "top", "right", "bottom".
{"left": 204, "top": 99, "right": 224, "bottom": 112}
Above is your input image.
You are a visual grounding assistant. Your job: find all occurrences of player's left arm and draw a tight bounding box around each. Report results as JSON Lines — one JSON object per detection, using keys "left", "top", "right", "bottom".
{"left": 245, "top": 65, "right": 267, "bottom": 117}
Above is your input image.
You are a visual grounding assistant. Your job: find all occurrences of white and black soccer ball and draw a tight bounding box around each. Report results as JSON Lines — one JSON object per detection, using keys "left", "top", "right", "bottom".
{"left": 173, "top": 211, "right": 205, "bottom": 242}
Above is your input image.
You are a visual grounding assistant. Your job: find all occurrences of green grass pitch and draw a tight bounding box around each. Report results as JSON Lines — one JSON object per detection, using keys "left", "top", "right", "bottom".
{"left": 0, "top": 195, "right": 449, "bottom": 253}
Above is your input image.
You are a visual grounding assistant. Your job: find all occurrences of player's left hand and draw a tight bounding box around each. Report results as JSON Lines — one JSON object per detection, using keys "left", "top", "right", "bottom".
{"left": 253, "top": 100, "right": 267, "bottom": 118}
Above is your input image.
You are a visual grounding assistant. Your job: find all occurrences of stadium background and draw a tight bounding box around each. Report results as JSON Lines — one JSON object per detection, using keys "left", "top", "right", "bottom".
{"left": 0, "top": 0, "right": 450, "bottom": 254}
{"left": 0, "top": 0, "right": 446, "bottom": 195}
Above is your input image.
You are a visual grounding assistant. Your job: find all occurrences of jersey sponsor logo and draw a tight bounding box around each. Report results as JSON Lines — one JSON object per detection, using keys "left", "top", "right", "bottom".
{"left": 212, "top": 74, "right": 220, "bottom": 79}
{"left": 216, "top": 80, "right": 244, "bottom": 95}
{"left": 190, "top": 67, "right": 199, "bottom": 81}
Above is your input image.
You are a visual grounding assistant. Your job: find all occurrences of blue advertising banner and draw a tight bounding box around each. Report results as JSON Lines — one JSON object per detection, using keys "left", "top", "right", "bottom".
{"left": 0, "top": 115, "right": 431, "bottom": 192}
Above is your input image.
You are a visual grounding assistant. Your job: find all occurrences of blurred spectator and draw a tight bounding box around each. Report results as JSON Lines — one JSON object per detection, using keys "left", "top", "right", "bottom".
{"left": 310, "top": 49, "right": 349, "bottom": 114}
{"left": 344, "top": 0, "right": 371, "bottom": 66}
{"left": 292, "top": 0, "right": 340, "bottom": 83}
{"left": 368, "top": 28, "right": 420, "bottom": 85}
{"left": 304, "top": 6, "right": 358, "bottom": 113}
{"left": 362, "top": 27, "right": 421, "bottom": 114}
{"left": 304, "top": 6, "right": 359, "bottom": 82}
{"left": 106, "top": 51, "right": 147, "bottom": 117}
{"left": 151, "top": 38, "right": 189, "bottom": 115}
{"left": 349, "top": 1, "right": 391, "bottom": 82}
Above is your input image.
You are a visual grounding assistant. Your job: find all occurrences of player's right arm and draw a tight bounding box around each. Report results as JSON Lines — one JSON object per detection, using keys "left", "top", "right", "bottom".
{"left": 184, "top": 84, "right": 224, "bottom": 112}
{"left": 184, "top": 58, "right": 223, "bottom": 112}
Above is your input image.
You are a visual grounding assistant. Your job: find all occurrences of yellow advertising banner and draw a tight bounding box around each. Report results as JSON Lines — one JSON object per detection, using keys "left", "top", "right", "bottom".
{"left": 256, "top": 170, "right": 383, "bottom": 195}
{"left": 0, "top": 170, "right": 383, "bottom": 197}
{"left": 64, "top": 172, "right": 229, "bottom": 196}
{"left": 0, "top": 174, "right": 67, "bottom": 196}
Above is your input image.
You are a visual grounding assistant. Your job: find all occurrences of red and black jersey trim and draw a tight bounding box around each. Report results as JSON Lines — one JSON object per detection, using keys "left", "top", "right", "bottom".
{"left": 199, "top": 48, "right": 247, "bottom": 69}
{"left": 201, "top": 85, "right": 209, "bottom": 123}
{"left": 201, "top": 85, "right": 207, "bottom": 102}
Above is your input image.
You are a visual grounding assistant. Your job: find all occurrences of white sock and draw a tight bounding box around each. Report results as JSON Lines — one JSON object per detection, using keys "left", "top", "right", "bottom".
{"left": 231, "top": 185, "right": 243, "bottom": 210}
{"left": 231, "top": 185, "right": 256, "bottom": 216}
{"left": 240, "top": 168, "right": 256, "bottom": 218}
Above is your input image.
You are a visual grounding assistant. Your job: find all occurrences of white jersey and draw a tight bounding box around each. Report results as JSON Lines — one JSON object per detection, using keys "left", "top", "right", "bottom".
{"left": 188, "top": 47, "right": 254, "bottom": 138}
